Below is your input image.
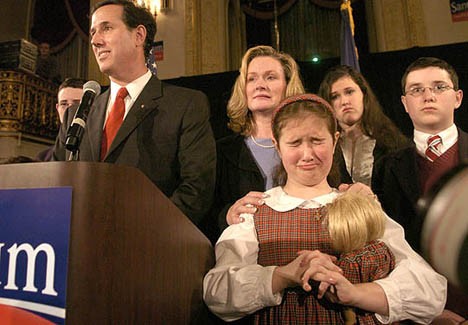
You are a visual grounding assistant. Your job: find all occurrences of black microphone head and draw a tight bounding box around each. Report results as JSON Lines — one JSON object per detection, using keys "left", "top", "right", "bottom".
{"left": 66, "top": 80, "right": 101, "bottom": 154}
{"left": 83, "top": 80, "right": 101, "bottom": 96}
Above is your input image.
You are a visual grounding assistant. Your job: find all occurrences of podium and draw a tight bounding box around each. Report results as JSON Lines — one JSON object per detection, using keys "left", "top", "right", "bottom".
{"left": 0, "top": 162, "right": 215, "bottom": 324}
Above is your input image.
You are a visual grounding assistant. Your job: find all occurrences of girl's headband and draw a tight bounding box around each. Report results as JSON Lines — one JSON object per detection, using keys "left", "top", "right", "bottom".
{"left": 273, "top": 93, "right": 337, "bottom": 128}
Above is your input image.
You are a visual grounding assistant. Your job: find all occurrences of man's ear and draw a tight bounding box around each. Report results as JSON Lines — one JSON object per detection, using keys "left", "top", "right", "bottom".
{"left": 135, "top": 25, "right": 147, "bottom": 46}
{"left": 401, "top": 95, "right": 409, "bottom": 113}
{"left": 454, "top": 89, "right": 463, "bottom": 110}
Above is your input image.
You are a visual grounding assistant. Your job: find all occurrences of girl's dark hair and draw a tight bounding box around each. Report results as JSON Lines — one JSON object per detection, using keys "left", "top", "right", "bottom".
{"left": 318, "top": 65, "right": 409, "bottom": 153}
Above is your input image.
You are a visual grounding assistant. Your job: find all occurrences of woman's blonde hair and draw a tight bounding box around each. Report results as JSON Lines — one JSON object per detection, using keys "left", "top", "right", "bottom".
{"left": 227, "top": 45, "right": 305, "bottom": 136}
{"left": 326, "top": 192, "right": 386, "bottom": 253}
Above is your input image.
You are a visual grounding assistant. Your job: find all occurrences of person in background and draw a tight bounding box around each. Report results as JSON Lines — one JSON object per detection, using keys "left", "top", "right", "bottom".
{"left": 203, "top": 93, "right": 446, "bottom": 324}
{"left": 326, "top": 191, "right": 395, "bottom": 325}
{"left": 318, "top": 65, "right": 409, "bottom": 187}
{"left": 35, "top": 41, "right": 61, "bottom": 84}
{"left": 0, "top": 156, "right": 37, "bottom": 164}
{"left": 36, "top": 78, "right": 86, "bottom": 161}
{"left": 54, "top": 78, "right": 86, "bottom": 124}
{"left": 373, "top": 57, "right": 467, "bottom": 320}
{"left": 208, "top": 45, "right": 304, "bottom": 242}
{"left": 52, "top": 0, "right": 216, "bottom": 227}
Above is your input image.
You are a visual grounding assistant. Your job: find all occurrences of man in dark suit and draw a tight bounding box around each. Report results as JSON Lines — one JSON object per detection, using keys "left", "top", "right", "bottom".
{"left": 52, "top": 0, "right": 216, "bottom": 227}
{"left": 373, "top": 57, "right": 467, "bottom": 319}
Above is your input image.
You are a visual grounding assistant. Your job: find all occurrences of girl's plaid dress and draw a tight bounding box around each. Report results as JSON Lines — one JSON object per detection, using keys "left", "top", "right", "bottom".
{"left": 250, "top": 204, "right": 394, "bottom": 325}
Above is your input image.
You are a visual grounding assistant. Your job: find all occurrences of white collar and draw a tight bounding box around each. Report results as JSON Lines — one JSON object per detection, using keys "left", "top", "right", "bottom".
{"left": 263, "top": 186, "right": 340, "bottom": 212}
{"left": 413, "top": 124, "right": 458, "bottom": 156}
{"left": 109, "top": 69, "right": 152, "bottom": 102}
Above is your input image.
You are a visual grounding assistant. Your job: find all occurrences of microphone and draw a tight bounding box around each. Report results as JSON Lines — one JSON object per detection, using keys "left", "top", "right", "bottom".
{"left": 65, "top": 80, "right": 101, "bottom": 153}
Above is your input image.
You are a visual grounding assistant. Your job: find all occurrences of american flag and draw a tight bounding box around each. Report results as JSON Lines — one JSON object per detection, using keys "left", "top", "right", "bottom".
{"left": 147, "top": 46, "right": 158, "bottom": 75}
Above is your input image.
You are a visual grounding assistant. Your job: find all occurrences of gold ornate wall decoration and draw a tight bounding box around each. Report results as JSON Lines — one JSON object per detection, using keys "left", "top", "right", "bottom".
{"left": 0, "top": 78, "right": 21, "bottom": 132}
{"left": 0, "top": 70, "right": 58, "bottom": 140}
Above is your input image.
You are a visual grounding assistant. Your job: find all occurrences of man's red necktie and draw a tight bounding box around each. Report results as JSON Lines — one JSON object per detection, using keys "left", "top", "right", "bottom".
{"left": 101, "top": 87, "right": 128, "bottom": 160}
{"left": 425, "top": 135, "right": 442, "bottom": 162}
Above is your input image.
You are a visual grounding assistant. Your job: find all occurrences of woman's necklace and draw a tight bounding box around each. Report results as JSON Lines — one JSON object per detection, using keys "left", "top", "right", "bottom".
{"left": 250, "top": 135, "right": 275, "bottom": 149}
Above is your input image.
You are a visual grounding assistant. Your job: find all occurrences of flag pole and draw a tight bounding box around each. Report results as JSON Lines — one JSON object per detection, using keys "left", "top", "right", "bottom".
{"left": 273, "top": 0, "right": 280, "bottom": 50}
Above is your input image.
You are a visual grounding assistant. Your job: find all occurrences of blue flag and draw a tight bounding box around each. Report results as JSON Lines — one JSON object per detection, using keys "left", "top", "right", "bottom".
{"left": 147, "top": 46, "right": 158, "bottom": 76}
{"left": 340, "top": 1, "right": 360, "bottom": 71}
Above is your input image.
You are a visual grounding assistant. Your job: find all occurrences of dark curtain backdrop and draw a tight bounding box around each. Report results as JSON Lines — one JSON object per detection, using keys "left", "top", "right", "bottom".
{"left": 30, "top": 0, "right": 89, "bottom": 52}
{"left": 240, "top": 0, "right": 352, "bottom": 18}
{"left": 241, "top": 0, "right": 367, "bottom": 61}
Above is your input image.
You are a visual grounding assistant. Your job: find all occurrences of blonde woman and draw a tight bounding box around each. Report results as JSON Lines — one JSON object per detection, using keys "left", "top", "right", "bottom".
{"left": 210, "top": 45, "right": 305, "bottom": 241}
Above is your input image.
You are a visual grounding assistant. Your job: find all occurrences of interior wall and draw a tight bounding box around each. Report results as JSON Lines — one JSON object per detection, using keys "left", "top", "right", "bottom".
{"left": 0, "top": 0, "right": 33, "bottom": 42}
{"left": 0, "top": 136, "right": 53, "bottom": 160}
{"left": 422, "top": 0, "right": 468, "bottom": 46}
{"left": 366, "top": 0, "right": 468, "bottom": 53}
{"left": 365, "top": 0, "right": 427, "bottom": 52}
{"left": 183, "top": 0, "right": 229, "bottom": 78}
{"left": 154, "top": 1, "right": 186, "bottom": 80}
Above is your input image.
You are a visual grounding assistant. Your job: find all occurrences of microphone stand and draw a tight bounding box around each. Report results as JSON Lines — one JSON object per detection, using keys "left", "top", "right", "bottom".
{"left": 68, "top": 149, "right": 80, "bottom": 161}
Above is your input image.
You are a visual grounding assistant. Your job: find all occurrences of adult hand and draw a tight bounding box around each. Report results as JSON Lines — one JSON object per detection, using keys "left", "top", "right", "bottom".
{"left": 338, "top": 182, "right": 378, "bottom": 200}
{"left": 321, "top": 272, "right": 357, "bottom": 305}
{"left": 272, "top": 254, "right": 308, "bottom": 293}
{"left": 321, "top": 275, "right": 388, "bottom": 315}
{"left": 298, "top": 251, "right": 357, "bottom": 305}
{"left": 296, "top": 250, "right": 342, "bottom": 297}
{"left": 226, "top": 191, "right": 267, "bottom": 225}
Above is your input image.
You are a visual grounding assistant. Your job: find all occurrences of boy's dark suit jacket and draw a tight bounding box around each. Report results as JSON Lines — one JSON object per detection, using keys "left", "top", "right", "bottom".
{"left": 373, "top": 128, "right": 468, "bottom": 318}
{"left": 373, "top": 127, "right": 468, "bottom": 251}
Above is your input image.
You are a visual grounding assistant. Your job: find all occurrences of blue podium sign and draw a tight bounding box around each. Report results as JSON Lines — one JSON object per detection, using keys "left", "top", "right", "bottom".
{"left": 0, "top": 187, "right": 72, "bottom": 324}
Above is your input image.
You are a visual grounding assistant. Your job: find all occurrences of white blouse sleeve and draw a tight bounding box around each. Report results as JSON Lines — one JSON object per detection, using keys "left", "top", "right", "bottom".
{"left": 374, "top": 215, "right": 447, "bottom": 324}
{"left": 203, "top": 214, "right": 283, "bottom": 322}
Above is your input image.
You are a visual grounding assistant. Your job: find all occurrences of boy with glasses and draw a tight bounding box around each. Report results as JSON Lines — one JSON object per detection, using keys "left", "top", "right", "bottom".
{"left": 373, "top": 57, "right": 467, "bottom": 319}
{"left": 374, "top": 57, "right": 466, "bottom": 248}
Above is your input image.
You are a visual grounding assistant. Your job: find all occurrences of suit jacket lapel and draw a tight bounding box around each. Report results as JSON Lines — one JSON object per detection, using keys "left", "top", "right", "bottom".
{"left": 86, "top": 90, "right": 109, "bottom": 161}
{"left": 457, "top": 128, "right": 468, "bottom": 161}
{"left": 104, "top": 76, "right": 163, "bottom": 160}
